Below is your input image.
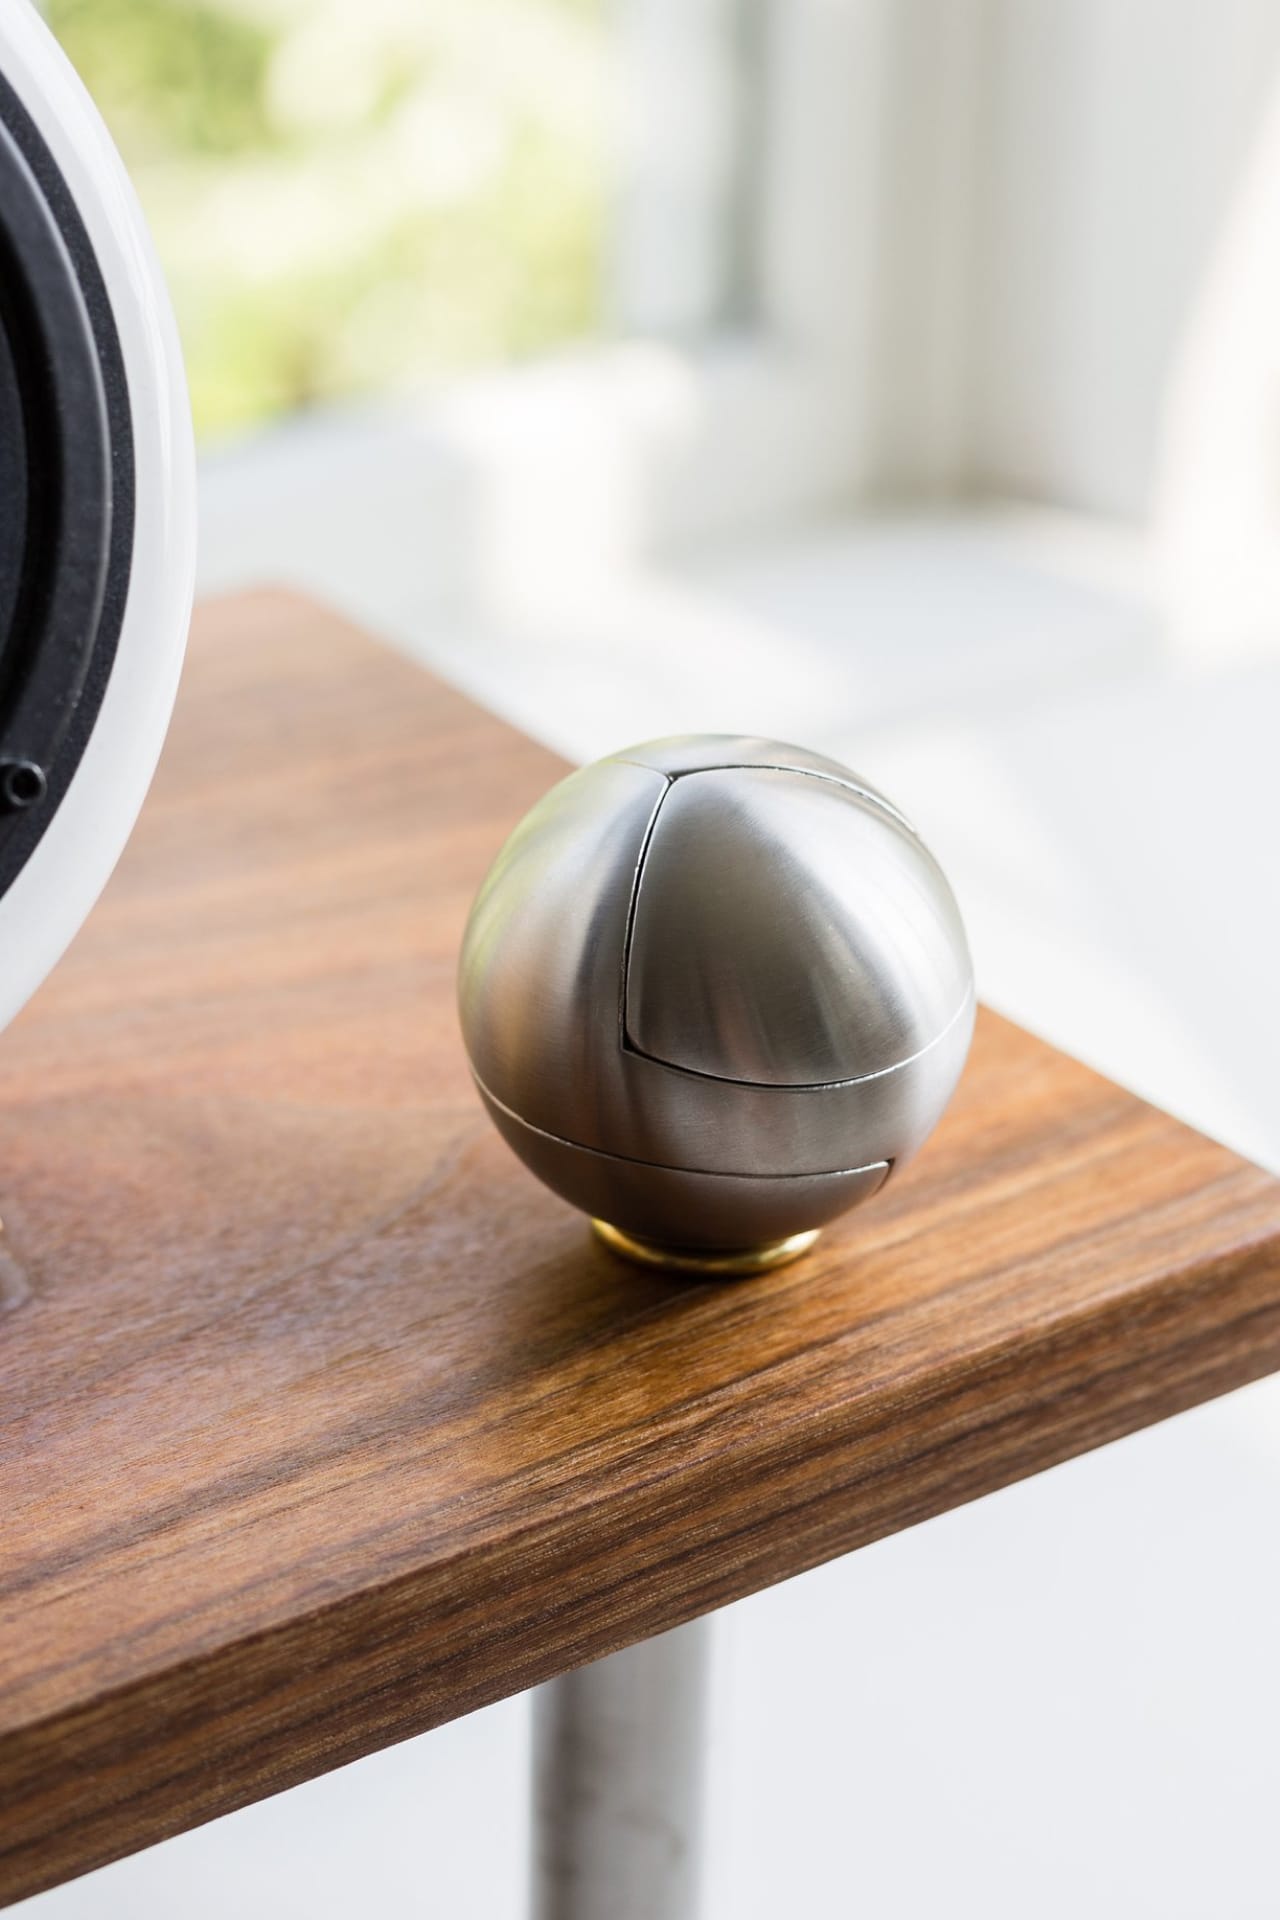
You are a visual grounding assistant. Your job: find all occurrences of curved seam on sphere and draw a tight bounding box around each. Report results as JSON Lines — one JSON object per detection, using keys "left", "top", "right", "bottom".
{"left": 620, "top": 980, "right": 976, "bottom": 1092}
{"left": 612, "top": 759, "right": 918, "bottom": 836}
{"left": 471, "top": 1069, "right": 895, "bottom": 1183}
{"left": 617, "top": 770, "right": 673, "bottom": 1055}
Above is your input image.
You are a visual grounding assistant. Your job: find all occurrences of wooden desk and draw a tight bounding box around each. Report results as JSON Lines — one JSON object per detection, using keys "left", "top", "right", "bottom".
{"left": 3, "top": 594, "right": 1280, "bottom": 1907}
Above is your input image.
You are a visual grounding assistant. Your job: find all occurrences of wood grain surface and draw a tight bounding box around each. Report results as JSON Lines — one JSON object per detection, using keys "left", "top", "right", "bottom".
{"left": 4, "top": 592, "right": 1280, "bottom": 1904}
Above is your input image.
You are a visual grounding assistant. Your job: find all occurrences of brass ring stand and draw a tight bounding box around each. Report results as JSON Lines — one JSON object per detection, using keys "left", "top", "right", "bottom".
{"left": 592, "top": 1219, "right": 820, "bottom": 1277}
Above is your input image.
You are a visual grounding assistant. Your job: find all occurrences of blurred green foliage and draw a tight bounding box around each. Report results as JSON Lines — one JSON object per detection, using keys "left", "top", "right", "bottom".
{"left": 46, "top": 0, "right": 277, "bottom": 155}
{"left": 47, "top": 0, "right": 606, "bottom": 439}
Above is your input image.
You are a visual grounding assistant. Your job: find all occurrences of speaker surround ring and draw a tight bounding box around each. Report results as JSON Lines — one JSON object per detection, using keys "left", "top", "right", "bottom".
{"left": 0, "top": 77, "right": 129, "bottom": 886}
{"left": 0, "top": 4, "right": 194, "bottom": 1036}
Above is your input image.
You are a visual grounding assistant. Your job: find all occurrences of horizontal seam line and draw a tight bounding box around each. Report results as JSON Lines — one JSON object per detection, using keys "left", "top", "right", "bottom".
{"left": 471, "top": 1072, "right": 889, "bottom": 1182}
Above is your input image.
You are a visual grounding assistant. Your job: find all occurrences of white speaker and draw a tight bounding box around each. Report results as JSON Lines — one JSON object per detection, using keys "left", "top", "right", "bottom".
{"left": 0, "top": 0, "right": 195, "bottom": 1032}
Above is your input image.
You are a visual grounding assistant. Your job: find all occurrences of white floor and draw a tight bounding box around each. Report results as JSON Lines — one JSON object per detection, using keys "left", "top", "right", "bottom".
{"left": 22, "top": 434, "right": 1280, "bottom": 1919}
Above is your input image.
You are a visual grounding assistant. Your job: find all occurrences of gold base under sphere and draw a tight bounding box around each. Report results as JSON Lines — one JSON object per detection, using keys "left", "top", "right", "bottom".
{"left": 591, "top": 1219, "right": 821, "bottom": 1277}
{"left": 458, "top": 736, "right": 975, "bottom": 1276}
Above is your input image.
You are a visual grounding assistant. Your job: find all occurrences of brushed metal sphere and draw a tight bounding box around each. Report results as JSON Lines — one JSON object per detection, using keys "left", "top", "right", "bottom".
{"left": 458, "top": 735, "right": 974, "bottom": 1263}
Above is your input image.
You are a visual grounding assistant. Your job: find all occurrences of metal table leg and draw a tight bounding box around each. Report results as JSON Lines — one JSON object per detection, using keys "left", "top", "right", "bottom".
{"left": 532, "top": 1617, "right": 711, "bottom": 1920}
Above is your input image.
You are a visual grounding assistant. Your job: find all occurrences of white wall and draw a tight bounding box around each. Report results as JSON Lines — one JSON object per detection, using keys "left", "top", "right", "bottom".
{"left": 874, "top": 0, "right": 1280, "bottom": 521}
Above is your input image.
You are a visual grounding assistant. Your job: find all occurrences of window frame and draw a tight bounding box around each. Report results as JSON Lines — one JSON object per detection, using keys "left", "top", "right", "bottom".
{"left": 200, "top": 0, "right": 908, "bottom": 624}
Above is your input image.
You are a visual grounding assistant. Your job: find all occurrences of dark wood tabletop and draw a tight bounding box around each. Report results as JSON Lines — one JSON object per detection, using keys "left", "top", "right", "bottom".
{"left": 3, "top": 593, "right": 1280, "bottom": 1907}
